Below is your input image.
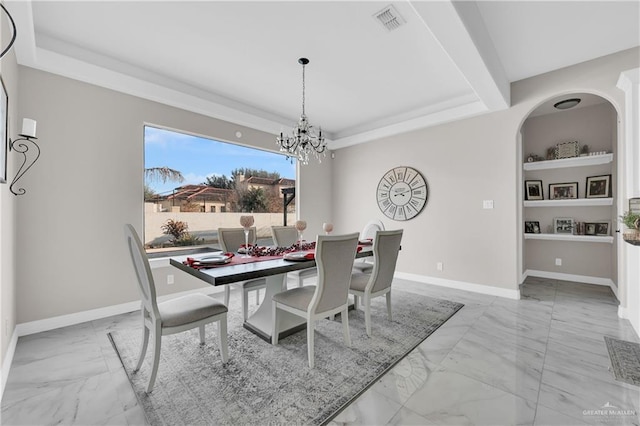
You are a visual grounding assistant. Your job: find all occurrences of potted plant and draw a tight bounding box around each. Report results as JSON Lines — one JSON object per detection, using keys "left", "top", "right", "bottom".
{"left": 620, "top": 211, "right": 640, "bottom": 245}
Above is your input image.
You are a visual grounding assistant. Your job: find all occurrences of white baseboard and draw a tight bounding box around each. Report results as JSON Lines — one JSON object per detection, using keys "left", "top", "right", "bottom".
{"left": 394, "top": 272, "right": 521, "bottom": 300}
{"left": 1, "top": 327, "right": 18, "bottom": 402}
{"left": 618, "top": 305, "right": 628, "bottom": 319}
{"left": 16, "top": 287, "right": 221, "bottom": 337}
{"left": 525, "top": 269, "right": 614, "bottom": 287}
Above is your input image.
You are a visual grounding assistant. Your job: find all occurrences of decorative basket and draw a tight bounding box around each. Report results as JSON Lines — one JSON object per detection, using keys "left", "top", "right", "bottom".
{"left": 623, "top": 229, "right": 640, "bottom": 246}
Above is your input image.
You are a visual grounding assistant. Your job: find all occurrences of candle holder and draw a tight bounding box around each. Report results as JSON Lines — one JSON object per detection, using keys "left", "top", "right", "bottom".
{"left": 295, "top": 220, "right": 307, "bottom": 251}
{"left": 9, "top": 118, "right": 39, "bottom": 196}
{"left": 240, "top": 215, "right": 254, "bottom": 258}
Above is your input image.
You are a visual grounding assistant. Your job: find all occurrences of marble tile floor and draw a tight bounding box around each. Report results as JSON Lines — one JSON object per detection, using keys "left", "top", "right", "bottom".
{"left": 2, "top": 277, "right": 639, "bottom": 425}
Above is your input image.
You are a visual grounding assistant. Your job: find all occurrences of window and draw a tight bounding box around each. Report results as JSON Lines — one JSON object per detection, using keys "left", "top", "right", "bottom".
{"left": 144, "top": 126, "right": 296, "bottom": 252}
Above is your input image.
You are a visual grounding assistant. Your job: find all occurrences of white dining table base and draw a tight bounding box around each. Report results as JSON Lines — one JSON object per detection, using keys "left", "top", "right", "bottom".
{"left": 243, "top": 273, "right": 307, "bottom": 342}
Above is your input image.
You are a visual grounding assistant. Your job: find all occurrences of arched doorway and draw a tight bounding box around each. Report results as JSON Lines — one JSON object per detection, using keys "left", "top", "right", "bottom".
{"left": 518, "top": 93, "right": 620, "bottom": 297}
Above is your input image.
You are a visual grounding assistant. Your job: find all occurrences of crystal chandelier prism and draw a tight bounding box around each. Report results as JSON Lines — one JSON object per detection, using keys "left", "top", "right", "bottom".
{"left": 277, "top": 58, "right": 327, "bottom": 165}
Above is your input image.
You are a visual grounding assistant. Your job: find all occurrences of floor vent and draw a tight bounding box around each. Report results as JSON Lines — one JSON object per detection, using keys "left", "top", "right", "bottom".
{"left": 373, "top": 5, "right": 406, "bottom": 32}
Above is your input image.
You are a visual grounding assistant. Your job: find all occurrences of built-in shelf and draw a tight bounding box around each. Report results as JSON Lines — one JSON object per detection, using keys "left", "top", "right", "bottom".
{"left": 524, "top": 198, "right": 613, "bottom": 207}
{"left": 524, "top": 233, "right": 614, "bottom": 243}
{"left": 523, "top": 153, "right": 613, "bottom": 171}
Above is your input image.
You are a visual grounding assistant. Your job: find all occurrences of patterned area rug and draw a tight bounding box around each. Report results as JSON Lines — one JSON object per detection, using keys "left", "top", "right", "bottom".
{"left": 109, "top": 289, "right": 463, "bottom": 425}
{"left": 605, "top": 336, "right": 640, "bottom": 387}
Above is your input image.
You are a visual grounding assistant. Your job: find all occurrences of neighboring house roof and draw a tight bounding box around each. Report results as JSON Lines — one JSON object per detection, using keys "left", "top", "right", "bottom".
{"left": 163, "top": 185, "right": 234, "bottom": 203}
{"left": 244, "top": 176, "right": 295, "bottom": 186}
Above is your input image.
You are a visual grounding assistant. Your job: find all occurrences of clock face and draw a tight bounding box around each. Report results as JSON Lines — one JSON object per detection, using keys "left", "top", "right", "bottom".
{"left": 376, "top": 167, "right": 428, "bottom": 221}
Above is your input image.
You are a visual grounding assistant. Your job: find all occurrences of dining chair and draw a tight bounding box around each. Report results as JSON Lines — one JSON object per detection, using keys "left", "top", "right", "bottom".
{"left": 271, "top": 225, "right": 317, "bottom": 288}
{"left": 352, "top": 219, "right": 385, "bottom": 274}
{"left": 272, "top": 232, "right": 360, "bottom": 368}
{"left": 124, "top": 224, "right": 229, "bottom": 393}
{"left": 217, "top": 227, "right": 267, "bottom": 320}
{"left": 349, "top": 229, "right": 403, "bottom": 337}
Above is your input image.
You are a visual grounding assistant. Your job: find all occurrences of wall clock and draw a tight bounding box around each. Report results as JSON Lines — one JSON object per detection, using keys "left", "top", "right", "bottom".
{"left": 376, "top": 166, "right": 428, "bottom": 221}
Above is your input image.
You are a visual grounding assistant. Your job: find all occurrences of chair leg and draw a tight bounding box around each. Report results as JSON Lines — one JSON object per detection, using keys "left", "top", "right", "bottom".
{"left": 307, "top": 320, "right": 315, "bottom": 368}
{"left": 298, "top": 276, "right": 304, "bottom": 288}
{"left": 342, "top": 307, "right": 352, "bottom": 347}
{"left": 271, "top": 302, "right": 279, "bottom": 345}
{"left": 386, "top": 292, "right": 392, "bottom": 321}
{"left": 255, "top": 289, "right": 260, "bottom": 305}
{"left": 364, "top": 295, "right": 372, "bottom": 337}
{"left": 199, "top": 324, "right": 206, "bottom": 344}
{"left": 146, "top": 325, "right": 162, "bottom": 393}
{"left": 135, "top": 324, "right": 150, "bottom": 372}
{"left": 224, "top": 286, "right": 230, "bottom": 307}
{"left": 218, "top": 316, "right": 229, "bottom": 363}
{"left": 353, "top": 294, "right": 359, "bottom": 311}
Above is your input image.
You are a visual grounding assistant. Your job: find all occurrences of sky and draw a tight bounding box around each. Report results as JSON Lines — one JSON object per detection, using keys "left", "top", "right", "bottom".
{"left": 144, "top": 126, "right": 297, "bottom": 195}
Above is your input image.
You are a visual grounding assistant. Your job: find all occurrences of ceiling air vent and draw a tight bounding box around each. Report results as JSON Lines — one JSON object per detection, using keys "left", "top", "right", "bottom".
{"left": 373, "top": 5, "right": 406, "bottom": 32}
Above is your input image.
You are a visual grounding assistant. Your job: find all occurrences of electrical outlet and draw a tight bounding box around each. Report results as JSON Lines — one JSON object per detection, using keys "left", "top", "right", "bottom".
{"left": 555, "top": 258, "right": 562, "bottom": 266}
{"left": 437, "top": 262, "right": 444, "bottom": 271}
{"left": 167, "top": 274, "right": 175, "bottom": 285}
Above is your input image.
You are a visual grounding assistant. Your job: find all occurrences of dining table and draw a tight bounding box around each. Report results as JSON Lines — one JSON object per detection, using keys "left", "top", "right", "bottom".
{"left": 169, "top": 244, "right": 373, "bottom": 343}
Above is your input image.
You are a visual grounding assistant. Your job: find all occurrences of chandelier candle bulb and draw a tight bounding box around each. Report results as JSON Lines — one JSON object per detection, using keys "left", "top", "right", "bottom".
{"left": 21, "top": 118, "right": 37, "bottom": 138}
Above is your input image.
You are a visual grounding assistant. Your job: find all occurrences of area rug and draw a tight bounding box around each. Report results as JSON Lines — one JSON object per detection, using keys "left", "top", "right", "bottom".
{"left": 109, "top": 289, "right": 463, "bottom": 425}
{"left": 605, "top": 336, "right": 640, "bottom": 387}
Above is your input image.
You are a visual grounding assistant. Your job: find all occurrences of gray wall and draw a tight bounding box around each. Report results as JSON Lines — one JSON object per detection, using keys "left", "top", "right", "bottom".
{"left": 14, "top": 66, "right": 331, "bottom": 324}
{"left": 332, "top": 106, "right": 521, "bottom": 290}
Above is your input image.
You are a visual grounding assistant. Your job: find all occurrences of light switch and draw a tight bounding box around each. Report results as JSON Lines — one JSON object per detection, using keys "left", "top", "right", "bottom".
{"left": 483, "top": 200, "right": 494, "bottom": 209}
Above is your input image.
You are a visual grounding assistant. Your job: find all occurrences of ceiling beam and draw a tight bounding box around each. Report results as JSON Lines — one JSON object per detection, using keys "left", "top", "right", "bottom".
{"left": 409, "top": 0, "right": 510, "bottom": 111}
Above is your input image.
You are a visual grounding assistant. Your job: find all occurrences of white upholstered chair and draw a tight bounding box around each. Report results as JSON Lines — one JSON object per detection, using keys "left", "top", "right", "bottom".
{"left": 124, "top": 224, "right": 229, "bottom": 393}
{"left": 272, "top": 232, "right": 360, "bottom": 368}
{"left": 217, "top": 227, "right": 267, "bottom": 320}
{"left": 352, "top": 219, "right": 385, "bottom": 274}
{"left": 350, "top": 229, "right": 403, "bottom": 337}
{"left": 270, "top": 225, "right": 317, "bottom": 288}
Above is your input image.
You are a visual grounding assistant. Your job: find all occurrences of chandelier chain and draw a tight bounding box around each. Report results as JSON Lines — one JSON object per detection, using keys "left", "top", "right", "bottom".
{"left": 301, "top": 62, "right": 306, "bottom": 116}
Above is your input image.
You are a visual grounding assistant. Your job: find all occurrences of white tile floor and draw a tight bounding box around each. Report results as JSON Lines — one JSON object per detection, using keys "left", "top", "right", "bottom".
{"left": 2, "top": 277, "right": 639, "bottom": 425}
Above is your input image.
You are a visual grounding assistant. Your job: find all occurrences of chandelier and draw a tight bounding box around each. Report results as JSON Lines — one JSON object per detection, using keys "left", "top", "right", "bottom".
{"left": 277, "top": 58, "right": 327, "bottom": 165}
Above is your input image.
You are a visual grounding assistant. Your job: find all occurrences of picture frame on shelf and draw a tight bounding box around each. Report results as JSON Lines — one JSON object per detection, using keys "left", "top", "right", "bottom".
{"left": 586, "top": 174, "right": 611, "bottom": 198}
{"left": 585, "top": 221, "right": 610, "bottom": 236}
{"left": 549, "top": 182, "right": 578, "bottom": 200}
{"left": 553, "top": 217, "right": 574, "bottom": 234}
{"left": 554, "top": 141, "right": 579, "bottom": 159}
{"left": 630, "top": 198, "right": 640, "bottom": 214}
{"left": 525, "top": 221, "right": 541, "bottom": 234}
{"left": 524, "top": 180, "right": 543, "bottom": 200}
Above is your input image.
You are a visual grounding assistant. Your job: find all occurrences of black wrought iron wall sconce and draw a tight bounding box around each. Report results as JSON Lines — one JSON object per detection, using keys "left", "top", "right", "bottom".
{"left": 9, "top": 119, "right": 39, "bottom": 196}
